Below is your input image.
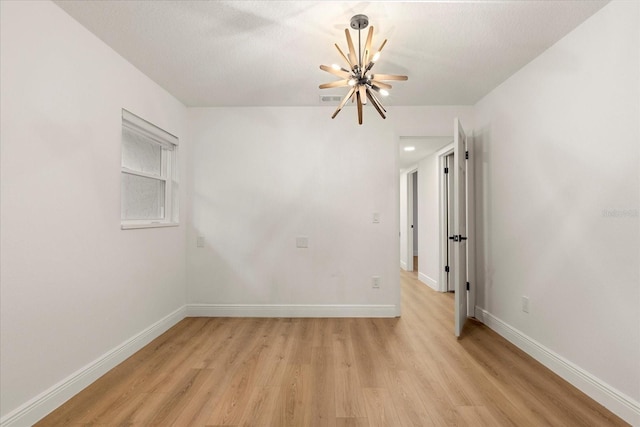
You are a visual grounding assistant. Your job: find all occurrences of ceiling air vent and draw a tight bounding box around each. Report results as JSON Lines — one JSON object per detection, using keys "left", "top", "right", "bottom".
{"left": 319, "top": 95, "right": 342, "bottom": 104}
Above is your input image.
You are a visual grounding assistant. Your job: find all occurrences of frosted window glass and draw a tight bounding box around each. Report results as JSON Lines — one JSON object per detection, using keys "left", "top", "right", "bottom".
{"left": 122, "top": 128, "right": 162, "bottom": 176}
{"left": 121, "top": 174, "right": 165, "bottom": 220}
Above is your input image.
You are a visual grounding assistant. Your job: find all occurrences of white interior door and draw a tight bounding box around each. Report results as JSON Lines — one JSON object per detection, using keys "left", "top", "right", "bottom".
{"left": 412, "top": 172, "right": 418, "bottom": 260}
{"left": 453, "top": 118, "right": 468, "bottom": 337}
{"left": 406, "top": 171, "right": 414, "bottom": 271}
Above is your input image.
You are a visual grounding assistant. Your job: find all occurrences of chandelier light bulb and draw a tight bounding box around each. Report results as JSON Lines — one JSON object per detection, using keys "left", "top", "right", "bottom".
{"left": 380, "top": 89, "right": 389, "bottom": 97}
{"left": 331, "top": 63, "right": 341, "bottom": 70}
{"left": 348, "top": 79, "right": 356, "bottom": 86}
{"left": 372, "top": 52, "right": 381, "bottom": 62}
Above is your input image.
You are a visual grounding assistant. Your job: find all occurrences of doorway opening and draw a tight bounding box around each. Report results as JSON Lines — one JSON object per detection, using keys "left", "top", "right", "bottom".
{"left": 405, "top": 169, "right": 419, "bottom": 272}
{"left": 397, "top": 119, "right": 474, "bottom": 337}
{"left": 398, "top": 136, "right": 452, "bottom": 290}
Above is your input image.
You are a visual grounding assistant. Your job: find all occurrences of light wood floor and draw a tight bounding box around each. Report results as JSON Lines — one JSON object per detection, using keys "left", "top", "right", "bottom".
{"left": 37, "top": 270, "right": 628, "bottom": 426}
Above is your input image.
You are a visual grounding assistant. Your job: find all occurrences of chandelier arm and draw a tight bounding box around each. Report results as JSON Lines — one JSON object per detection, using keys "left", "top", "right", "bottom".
{"left": 363, "top": 61, "right": 376, "bottom": 74}
{"left": 335, "top": 44, "right": 353, "bottom": 69}
{"left": 356, "top": 90, "right": 363, "bottom": 125}
{"left": 331, "top": 87, "right": 356, "bottom": 119}
{"left": 319, "top": 80, "right": 351, "bottom": 89}
{"left": 377, "top": 39, "right": 388, "bottom": 54}
{"left": 344, "top": 29, "right": 358, "bottom": 70}
{"left": 368, "top": 89, "right": 387, "bottom": 113}
{"left": 371, "top": 80, "right": 392, "bottom": 90}
{"left": 319, "top": 65, "right": 351, "bottom": 79}
{"left": 366, "top": 88, "right": 386, "bottom": 119}
{"left": 364, "top": 39, "right": 388, "bottom": 73}
{"left": 371, "top": 73, "right": 408, "bottom": 81}
{"left": 358, "top": 85, "right": 367, "bottom": 105}
{"left": 363, "top": 27, "right": 374, "bottom": 65}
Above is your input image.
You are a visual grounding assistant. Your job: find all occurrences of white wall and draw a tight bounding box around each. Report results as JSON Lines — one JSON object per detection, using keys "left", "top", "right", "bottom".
{"left": 474, "top": 0, "right": 639, "bottom": 421}
{"left": 0, "top": 1, "right": 188, "bottom": 422}
{"left": 416, "top": 151, "right": 442, "bottom": 289}
{"left": 187, "top": 107, "right": 400, "bottom": 316}
{"left": 187, "top": 106, "right": 473, "bottom": 317}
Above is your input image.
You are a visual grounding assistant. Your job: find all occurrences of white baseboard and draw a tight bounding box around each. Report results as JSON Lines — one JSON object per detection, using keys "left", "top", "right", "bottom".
{"left": 400, "top": 260, "right": 408, "bottom": 271}
{"left": 0, "top": 306, "right": 186, "bottom": 427}
{"left": 418, "top": 272, "right": 439, "bottom": 292}
{"left": 187, "top": 304, "right": 399, "bottom": 318}
{"left": 475, "top": 307, "right": 640, "bottom": 426}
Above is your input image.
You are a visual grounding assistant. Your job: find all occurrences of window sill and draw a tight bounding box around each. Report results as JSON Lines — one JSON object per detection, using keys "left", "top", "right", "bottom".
{"left": 121, "top": 222, "right": 179, "bottom": 230}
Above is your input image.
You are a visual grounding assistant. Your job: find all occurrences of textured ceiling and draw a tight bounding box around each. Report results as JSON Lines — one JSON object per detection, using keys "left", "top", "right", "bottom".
{"left": 54, "top": 1, "right": 608, "bottom": 107}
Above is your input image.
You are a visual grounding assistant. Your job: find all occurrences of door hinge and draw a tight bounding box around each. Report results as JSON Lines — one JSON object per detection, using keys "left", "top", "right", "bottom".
{"left": 465, "top": 150, "right": 469, "bottom": 160}
{"left": 444, "top": 167, "right": 449, "bottom": 174}
{"left": 466, "top": 282, "right": 470, "bottom": 291}
{"left": 445, "top": 265, "right": 450, "bottom": 273}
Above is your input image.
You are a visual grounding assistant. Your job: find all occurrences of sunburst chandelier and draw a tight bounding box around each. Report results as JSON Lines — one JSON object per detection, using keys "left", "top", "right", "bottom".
{"left": 319, "top": 14, "right": 408, "bottom": 125}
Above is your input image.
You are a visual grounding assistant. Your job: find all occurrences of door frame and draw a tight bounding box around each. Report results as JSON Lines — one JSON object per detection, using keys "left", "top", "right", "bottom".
{"left": 437, "top": 145, "right": 454, "bottom": 293}
{"left": 405, "top": 167, "right": 418, "bottom": 272}
{"left": 437, "top": 133, "right": 476, "bottom": 319}
{"left": 395, "top": 126, "right": 476, "bottom": 331}
{"left": 466, "top": 131, "right": 476, "bottom": 319}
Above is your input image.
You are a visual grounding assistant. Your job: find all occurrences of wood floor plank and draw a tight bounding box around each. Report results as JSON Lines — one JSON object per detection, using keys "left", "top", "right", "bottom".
{"left": 146, "top": 368, "right": 212, "bottom": 425}
{"left": 35, "top": 269, "right": 630, "bottom": 427}
{"left": 304, "top": 346, "right": 336, "bottom": 426}
{"left": 171, "top": 321, "right": 278, "bottom": 426}
{"left": 382, "top": 369, "right": 437, "bottom": 426}
{"left": 253, "top": 319, "right": 296, "bottom": 387}
{"left": 397, "top": 359, "right": 457, "bottom": 426}
{"left": 455, "top": 405, "right": 501, "bottom": 427}
{"left": 361, "top": 387, "right": 403, "bottom": 427}
{"left": 206, "top": 327, "right": 273, "bottom": 425}
{"left": 335, "top": 418, "right": 368, "bottom": 427}
{"left": 349, "top": 320, "right": 385, "bottom": 388}
{"left": 271, "top": 364, "right": 312, "bottom": 426}
{"left": 333, "top": 331, "right": 367, "bottom": 418}
{"left": 236, "top": 386, "right": 281, "bottom": 427}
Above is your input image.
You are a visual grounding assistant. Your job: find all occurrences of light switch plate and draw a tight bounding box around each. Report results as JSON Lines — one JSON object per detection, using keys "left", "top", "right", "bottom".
{"left": 372, "top": 276, "right": 381, "bottom": 288}
{"left": 296, "top": 236, "right": 309, "bottom": 248}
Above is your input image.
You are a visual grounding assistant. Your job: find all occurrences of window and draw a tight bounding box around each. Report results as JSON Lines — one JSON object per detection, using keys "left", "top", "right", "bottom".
{"left": 121, "top": 109, "right": 178, "bottom": 229}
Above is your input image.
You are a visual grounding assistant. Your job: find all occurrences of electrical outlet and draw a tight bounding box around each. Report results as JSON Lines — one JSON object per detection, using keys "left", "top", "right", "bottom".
{"left": 522, "top": 296, "right": 530, "bottom": 313}
{"left": 372, "top": 276, "right": 381, "bottom": 289}
{"left": 372, "top": 212, "right": 380, "bottom": 223}
{"left": 196, "top": 236, "right": 205, "bottom": 248}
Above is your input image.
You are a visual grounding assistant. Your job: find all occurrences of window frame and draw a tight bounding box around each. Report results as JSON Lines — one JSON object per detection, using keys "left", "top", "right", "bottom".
{"left": 120, "top": 109, "right": 179, "bottom": 230}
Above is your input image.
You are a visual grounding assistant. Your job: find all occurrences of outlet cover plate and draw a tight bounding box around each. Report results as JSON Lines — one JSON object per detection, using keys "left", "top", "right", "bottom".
{"left": 296, "top": 236, "right": 309, "bottom": 248}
